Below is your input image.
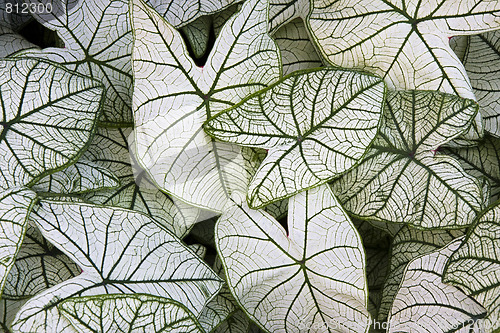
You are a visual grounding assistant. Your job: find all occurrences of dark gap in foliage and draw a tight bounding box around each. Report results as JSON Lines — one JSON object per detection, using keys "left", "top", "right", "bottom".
{"left": 18, "top": 19, "right": 63, "bottom": 48}
{"left": 179, "top": 19, "right": 216, "bottom": 67}
{"left": 277, "top": 214, "right": 288, "bottom": 235}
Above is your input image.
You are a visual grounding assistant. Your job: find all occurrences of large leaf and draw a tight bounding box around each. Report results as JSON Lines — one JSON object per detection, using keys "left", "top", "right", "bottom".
{"left": 444, "top": 201, "right": 500, "bottom": 332}
{"left": 144, "top": 0, "right": 238, "bottom": 28}
{"left": 32, "top": 160, "right": 119, "bottom": 195}
{"left": 272, "top": 18, "right": 322, "bottom": 76}
{"left": 332, "top": 90, "right": 483, "bottom": 228}
{"left": 0, "top": 188, "right": 36, "bottom": 298}
{"left": 17, "top": 0, "right": 133, "bottom": 125}
{"left": 0, "top": 222, "right": 80, "bottom": 331}
{"left": 452, "top": 31, "right": 500, "bottom": 137}
{"left": 205, "top": 67, "right": 385, "bottom": 208}
{"left": 58, "top": 294, "right": 204, "bottom": 333}
{"left": 443, "top": 134, "right": 500, "bottom": 204}
{"left": 388, "top": 239, "right": 486, "bottom": 332}
{"left": 11, "top": 201, "right": 222, "bottom": 332}
{"left": 308, "top": 0, "right": 500, "bottom": 100}
{"left": 81, "top": 127, "right": 200, "bottom": 238}
{"left": 131, "top": 0, "right": 281, "bottom": 212}
{"left": 216, "top": 185, "right": 370, "bottom": 333}
{"left": 0, "top": 58, "right": 103, "bottom": 190}
{"left": 378, "top": 227, "right": 464, "bottom": 321}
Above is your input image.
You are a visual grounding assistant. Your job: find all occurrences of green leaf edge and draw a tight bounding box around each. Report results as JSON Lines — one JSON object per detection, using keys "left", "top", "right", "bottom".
{"left": 203, "top": 66, "right": 387, "bottom": 209}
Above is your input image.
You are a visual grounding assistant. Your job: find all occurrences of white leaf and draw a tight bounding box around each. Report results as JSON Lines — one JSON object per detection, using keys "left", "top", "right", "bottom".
{"left": 131, "top": 0, "right": 281, "bottom": 212}
{"left": 11, "top": 201, "right": 222, "bottom": 332}
{"left": 269, "top": 0, "right": 309, "bottom": 33}
{"left": 388, "top": 239, "right": 486, "bottom": 333}
{"left": 0, "top": 58, "right": 103, "bottom": 190}
{"left": 216, "top": 185, "right": 370, "bottom": 332}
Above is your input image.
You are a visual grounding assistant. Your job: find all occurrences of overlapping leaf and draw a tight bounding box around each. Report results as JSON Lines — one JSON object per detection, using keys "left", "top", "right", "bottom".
{"left": 81, "top": 127, "right": 200, "bottom": 238}
{"left": 206, "top": 68, "right": 385, "bottom": 208}
{"left": 0, "top": 28, "right": 37, "bottom": 58}
{"left": 269, "top": 0, "right": 309, "bottom": 33}
{"left": 332, "top": 90, "right": 483, "bottom": 228}
{"left": 131, "top": 0, "right": 280, "bottom": 212}
{"left": 378, "top": 227, "right": 464, "bottom": 320}
{"left": 181, "top": 15, "right": 213, "bottom": 60}
{"left": 444, "top": 134, "right": 500, "bottom": 204}
{"left": 32, "top": 160, "right": 119, "bottom": 195}
{"left": 0, "top": 58, "right": 103, "bottom": 190}
{"left": 59, "top": 294, "right": 204, "bottom": 333}
{"left": 308, "top": 0, "right": 500, "bottom": 100}
{"left": 444, "top": 202, "right": 500, "bottom": 332}
{"left": 216, "top": 185, "right": 370, "bottom": 333}
{"left": 0, "top": 188, "right": 36, "bottom": 298}
{"left": 273, "top": 18, "right": 322, "bottom": 76}
{"left": 11, "top": 201, "right": 222, "bottom": 332}
{"left": 144, "top": 0, "right": 238, "bottom": 28}
{"left": 452, "top": 31, "right": 500, "bottom": 137}
{"left": 1, "top": 222, "right": 80, "bottom": 331}
{"left": 17, "top": 0, "right": 133, "bottom": 125}
{"left": 388, "top": 239, "right": 486, "bottom": 332}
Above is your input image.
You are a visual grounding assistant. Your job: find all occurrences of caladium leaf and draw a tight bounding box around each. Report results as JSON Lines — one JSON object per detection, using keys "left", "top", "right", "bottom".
{"left": 378, "top": 227, "right": 464, "bottom": 321}
{"left": 388, "top": 239, "right": 486, "bottom": 332}
{"left": 144, "top": 0, "right": 238, "bottom": 28}
{"left": 213, "top": 310, "right": 251, "bottom": 333}
{"left": 181, "top": 15, "right": 213, "bottom": 60}
{"left": 81, "top": 127, "right": 200, "bottom": 238}
{"left": 205, "top": 67, "right": 385, "bottom": 208}
{"left": 0, "top": 28, "right": 37, "bottom": 58}
{"left": 11, "top": 201, "right": 222, "bottom": 332}
{"left": 269, "top": 0, "right": 309, "bottom": 33}
{"left": 443, "top": 134, "right": 500, "bottom": 204}
{"left": 216, "top": 185, "right": 370, "bottom": 333}
{"left": 452, "top": 31, "right": 500, "bottom": 137}
{"left": 273, "top": 18, "right": 322, "bottom": 76}
{"left": 58, "top": 294, "right": 204, "bottom": 333}
{"left": 212, "top": 3, "right": 240, "bottom": 37}
{"left": 1, "top": 222, "right": 80, "bottom": 331}
{"left": 0, "top": 187, "right": 36, "bottom": 298}
{"left": 332, "top": 90, "right": 483, "bottom": 228}
{"left": 131, "top": 0, "right": 281, "bottom": 212}
{"left": 18, "top": 0, "right": 133, "bottom": 126}
{"left": 308, "top": 0, "right": 500, "bottom": 101}
{"left": 32, "top": 160, "right": 120, "bottom": 195}
{"left": 444, "top": 202, "right": 500, "bottom": 332}
{"left": 0, "top": 58, "right": 103, "bottom": 190}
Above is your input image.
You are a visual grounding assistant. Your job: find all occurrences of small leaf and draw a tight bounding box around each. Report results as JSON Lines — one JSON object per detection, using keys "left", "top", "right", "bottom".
{"left": 18, "top": 0, "right": 133, "bottom": 125}
{"left": 32, "top": 160, "right": 120, "bottom": 195}
{"left": 205, "top": 67, "right": 385, "bottom": 208}
{"left": 0, "top": 27, "right": 37, "bottom": 58}
{"left": 388, "top": 239, "right": 486, "bottom": 332}
{"left": 181, "top": 15, "right": 213, "bottom": 59}
{"left": 58, "top": 294, "right": 204, "bottom": 333}
{"left": 0, "top": 58, "right": 103, "bottom": 190}
{"left": 444, "top": 201, "right": 500, "bottom": 332}
{"left": 332, "top": 90, "right": 483, "bottom": 228}
{"left": 131, "top": 0, "right": 281, "bottom": 212}
{"left": 11, "top": 201, "right": 222, "bottom": 332}
{"left": 216, "top": 185, "right": 370, "bottom": 332}
{"left": 269, "top": 0, "right": 309, "bottom": 33}
{"left": 0, "top": 188, "right": 36, "bottom": 298}
{"left": 273, "top": 18, "right": 323, "bottom": 76}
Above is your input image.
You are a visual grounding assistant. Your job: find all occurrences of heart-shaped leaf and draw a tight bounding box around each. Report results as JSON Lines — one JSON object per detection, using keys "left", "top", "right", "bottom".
{"left": 0, "top": 58, "right": 103, "bottom": 190}
{"left": 131, "top": 0, "right": 280, "bottom": 212}
{"left": 332, "top": 90, "right": 483, "bottom": 228}
{"left": 378, "top": 227, "right": 464, "bottom": 321}
{"left": 308, "top": 0, "right": 500, "bottom": 100}
{"left": 1, "top": 222, "right": 80, "bottom": 331}
{"left": 273, "top": 18, "right": 322, "bottom": 76}
{"left": 17, "top": 0, "right": 133, "bottom": 125}
{"left": 444, "top": 201, "right": 500, "bottom": 332}
{"left": 216, "top": 185, "right": 370, "bottom": 333}
{"left": 451, "top": 31, "right": 500, "bottom": 138}
{"left": 0, "top": 187, "right": 36, "bottom": 298}
{"left": 388, "top": 239, "right": 486, "bottom": 332}
{"left": 81, "top": 127, "right": 200, "bottom": 238}
{"left": 32, "top": 160, "right": 119, "bottom": 195}
{"left": 58, "top": 294, "right": 204, "bottom": 333}
{"left": 205, "top": 67, "right": 385, "bottom": 208}
{"left": 11, "top": 201, "right": 222, "bottom": 332}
